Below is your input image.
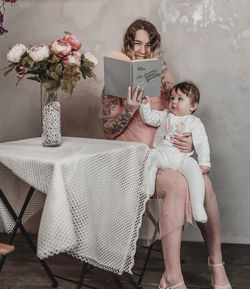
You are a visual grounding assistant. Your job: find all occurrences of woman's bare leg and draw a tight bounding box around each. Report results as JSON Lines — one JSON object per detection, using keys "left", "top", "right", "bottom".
{"left": 197, "top": 176, "right": 231, "bottom": 286}
{"left": 156, "top": 169, "right": 187, "bottom": 288}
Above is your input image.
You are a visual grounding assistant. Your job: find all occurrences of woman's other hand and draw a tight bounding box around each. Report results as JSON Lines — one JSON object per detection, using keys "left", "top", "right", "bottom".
{"left": 125, "top": 86, "right": 143, "bottom": 114}
{"left": 200, "top": 165, "right": 210, "bottom": 175}
{"left": 171, "top": 132, "right": 193, "bottom": 153}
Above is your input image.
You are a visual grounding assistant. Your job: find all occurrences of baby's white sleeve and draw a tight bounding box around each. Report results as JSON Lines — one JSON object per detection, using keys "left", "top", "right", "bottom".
{"left": 191, "top": 118, "right": 211, "bottom": 168}
{"left": 139, "top": 102, "right": 165, "bottom": 127}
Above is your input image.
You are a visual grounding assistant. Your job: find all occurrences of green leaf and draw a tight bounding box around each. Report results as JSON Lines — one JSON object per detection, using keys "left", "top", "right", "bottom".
{"left": 85, "top": 70, "right": 92, "bottom": 78}
{"left": 55, "top": 63, "right": 63, "bottom": 76}
{"left": 91, "top": 72, "right": 97, "bottom": 81}
{"left": 27, "top": 56, "right": 35, "bottom": 67}
{"left": 47, "top": 86, "right": 59, "bottom": 95}
{"left": 66, "top": 81, "right": 74, "bottom": 95}
{"left": 81, "top": 71, "right": 87, "bottom": 79}
{"left": 50, "top": 63, "right": 56, "bottom": 72}
{"left": 82, "top": 59, "right": 94, "bottom": 68}
{"left": 49, "top": 54, "right": 62, "bottom": 64}
{"left": 60, "top": 79, "right": 67, "bottom": 91}
{"left": 44, "top": 80, "right": 59, "bottom": 90}
{"left": 60, "top": 80, "right": 75, "bottom": 95}
{"left": 51, "top": 71, "right": 59, "bottom": 81}
{"left": 3, "top": 64, "right": 16, "bottom": 76}
{"left": 27, "top": 76, "right": 41, "bottom": 83}
{"left": 46, "top": 69, "right": 52, "bottom": 77}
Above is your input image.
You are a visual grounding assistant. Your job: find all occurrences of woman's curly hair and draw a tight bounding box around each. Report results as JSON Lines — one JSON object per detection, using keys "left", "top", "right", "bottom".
{"left": 122, "top": 19, "right": 169, "bottom": 94}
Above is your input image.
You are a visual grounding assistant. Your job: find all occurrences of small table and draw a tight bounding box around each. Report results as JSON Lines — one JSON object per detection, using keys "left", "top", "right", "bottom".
{"left": 0, "top": 137, "right": 151, "bottom": 287}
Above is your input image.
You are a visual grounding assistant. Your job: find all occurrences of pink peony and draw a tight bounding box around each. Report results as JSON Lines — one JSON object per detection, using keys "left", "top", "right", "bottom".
{"left": 7, "top": 43, "right": 27, "bottom": 63}
{"left": 63, "top": 34, "right": 82, "bottom": 51}
{"left": 50, "top": 40, "right": 72, "bottom": 57}
{"left": 84, "top": 51, "right": 98, "bottom": 65}
{"left": 62, "top": 51, "right": 81, "bottom": 67}
{"left": 28, "top": 44, "right": 50, "bottom": 62}
{"left": 15, "top": 66, "right": 28, "bottom": 78}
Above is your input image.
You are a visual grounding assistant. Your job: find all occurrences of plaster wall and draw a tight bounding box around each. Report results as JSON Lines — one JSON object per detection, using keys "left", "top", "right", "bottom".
{"left": 0, "top": 0, "right": 249, "bottom": 243}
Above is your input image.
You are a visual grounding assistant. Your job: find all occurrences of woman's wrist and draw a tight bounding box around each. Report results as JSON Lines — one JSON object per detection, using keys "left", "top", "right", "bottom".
{"left": 124, "top": 106, "right": 135, "bottom": 117}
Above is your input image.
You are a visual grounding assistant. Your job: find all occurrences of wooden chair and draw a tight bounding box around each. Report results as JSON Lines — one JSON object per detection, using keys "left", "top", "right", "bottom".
{"left": 0, "top": 243, "right": 15, "bottom": 256}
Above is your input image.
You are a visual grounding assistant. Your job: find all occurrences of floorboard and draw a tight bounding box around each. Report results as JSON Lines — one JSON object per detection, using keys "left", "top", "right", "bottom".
{"left": 0, "top": 233, "right": 249, "bottom": 289}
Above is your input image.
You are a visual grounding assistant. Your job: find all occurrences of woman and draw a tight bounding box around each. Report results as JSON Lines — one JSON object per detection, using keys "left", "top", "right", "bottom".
{"left": 101, "top": 19, "right": 231, "bottom": 289}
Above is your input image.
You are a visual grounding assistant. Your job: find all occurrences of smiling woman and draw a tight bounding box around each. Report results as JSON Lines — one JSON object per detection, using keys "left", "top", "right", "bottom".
{"left": 133, "top": 30, "right": 152, "bottom": 59}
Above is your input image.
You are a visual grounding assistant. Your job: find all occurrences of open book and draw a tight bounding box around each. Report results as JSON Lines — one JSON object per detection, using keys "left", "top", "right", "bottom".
{"left": 104, "top": 51, "right": 162, "bottom": 98}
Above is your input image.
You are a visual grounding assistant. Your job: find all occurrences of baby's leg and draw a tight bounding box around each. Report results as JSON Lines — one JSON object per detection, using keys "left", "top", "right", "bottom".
{"left": 179, "top": 157, "right": 207, "bottom": 223}
{"left": 147, "top": 150, "right": 165, "bottom": 196}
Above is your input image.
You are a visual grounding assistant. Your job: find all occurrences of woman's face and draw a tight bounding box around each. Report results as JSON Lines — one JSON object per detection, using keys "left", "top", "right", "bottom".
{"left": 133, "top": 29, "right": 151, "bottom": 59}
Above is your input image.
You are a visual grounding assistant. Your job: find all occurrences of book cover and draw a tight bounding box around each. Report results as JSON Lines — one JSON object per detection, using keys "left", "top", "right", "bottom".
{"left": 104, "top": 51, "right": 162, "bottom": 98}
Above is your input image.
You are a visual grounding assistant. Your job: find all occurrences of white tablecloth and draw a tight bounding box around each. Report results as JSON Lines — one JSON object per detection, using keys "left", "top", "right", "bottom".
{"left": 0, "top": 137, "right": 151, "bottom": 274}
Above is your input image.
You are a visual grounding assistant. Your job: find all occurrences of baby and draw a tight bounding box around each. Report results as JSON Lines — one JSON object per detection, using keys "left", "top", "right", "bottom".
{"left": 139, "top": 81, "right": 210, "bottom": 223}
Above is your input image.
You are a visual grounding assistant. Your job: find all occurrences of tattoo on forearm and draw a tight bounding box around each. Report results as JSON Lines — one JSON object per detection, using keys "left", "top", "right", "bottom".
{"left": 102, "top": 94, "right": 133, "bottom": 136}
{"left": 110, "top": 108, "right": 132, "bottom": 134}
{"left": 105, "top": 108, "right": 132, "bottom": 135}
{"left": 102, "top": 95, "right": 119, "bottom": 117}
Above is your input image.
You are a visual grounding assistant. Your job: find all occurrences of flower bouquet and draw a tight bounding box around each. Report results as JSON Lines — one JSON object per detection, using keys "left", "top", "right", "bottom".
{"left": 4, "top": 32, "right": 98, "bottom": 146}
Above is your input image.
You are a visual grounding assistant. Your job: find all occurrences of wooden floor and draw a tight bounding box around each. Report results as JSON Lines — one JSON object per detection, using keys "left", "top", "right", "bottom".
{"left": 0, "top": 233, "right": 249, "bottom": 289}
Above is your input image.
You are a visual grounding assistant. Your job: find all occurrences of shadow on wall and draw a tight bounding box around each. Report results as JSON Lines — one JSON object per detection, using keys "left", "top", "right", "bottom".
{"left": 61, "top": 90, "right": 105, "bottom": 139}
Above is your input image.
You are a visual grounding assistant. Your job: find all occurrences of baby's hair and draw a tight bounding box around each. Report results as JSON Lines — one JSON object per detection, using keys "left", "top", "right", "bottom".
{"left": 170, "top": 81, "right": 200, "bottom": 105}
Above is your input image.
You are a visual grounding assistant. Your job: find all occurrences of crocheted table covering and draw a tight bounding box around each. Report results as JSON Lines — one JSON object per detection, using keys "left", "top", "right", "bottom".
{"left": 0, "top": 137, "right": 151, "bottom": 274}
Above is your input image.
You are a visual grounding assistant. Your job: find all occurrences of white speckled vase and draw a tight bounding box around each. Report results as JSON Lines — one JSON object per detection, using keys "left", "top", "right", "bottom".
{"left": 41, "top": 84, "right": 61, "bottom": 147}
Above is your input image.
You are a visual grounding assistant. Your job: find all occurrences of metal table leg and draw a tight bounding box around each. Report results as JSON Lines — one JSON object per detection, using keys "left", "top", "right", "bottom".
{"left": 0, "top": 186, "right": 58, "bottom": 288}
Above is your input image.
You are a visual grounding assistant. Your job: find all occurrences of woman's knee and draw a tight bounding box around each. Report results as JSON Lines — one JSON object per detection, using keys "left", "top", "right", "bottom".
{"left": 155, "top": 168, "right": 188, "bottom": 200}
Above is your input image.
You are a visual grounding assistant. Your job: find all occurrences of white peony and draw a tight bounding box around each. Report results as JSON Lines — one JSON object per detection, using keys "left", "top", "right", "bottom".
{"left": 29, "top": 44, "right": 50, "bottom": 62}
{"left": 84, "top": 51, "right": 98, "bottom": 65}
{"left": 7, "top": 43, "right": 27, "bottom": 63}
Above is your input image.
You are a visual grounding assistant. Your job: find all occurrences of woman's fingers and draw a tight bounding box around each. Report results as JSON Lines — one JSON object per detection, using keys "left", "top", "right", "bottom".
{"left": 130, "top": 87, "right": 144, "bottom": 103}
{"left": 171, "top": 133, "right": 193, "bottom": 153}
{"left": 125, "top": 87, "right": 143, "bottom": 114}
{"left": 137, "top": 88, "right": 144, "bottom": 102}
{"left": 131, "top": 87, "right": 139, "bottom": 102}
{"left": 126, "top": 86, "right": 132, "bottom": 102}
{"left": 125, "top": 87, "right": 144, "bottom": 114}
{"left": 181, "top": 132, "right": 192, "bottom": 138}
{"left": 172, "top": 143, "right": 189, "bottom": 153}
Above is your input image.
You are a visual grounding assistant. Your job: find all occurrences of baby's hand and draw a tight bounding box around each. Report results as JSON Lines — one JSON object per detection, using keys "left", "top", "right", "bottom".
{"left": 141, "top": 96, "right": 150, "bottom": 105}
{"left": 200, "top": 166, "right": 210, "bottom": 175}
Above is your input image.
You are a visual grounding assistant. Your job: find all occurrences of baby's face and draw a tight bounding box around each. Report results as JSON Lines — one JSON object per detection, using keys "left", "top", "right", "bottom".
{"left": 168, "top": 89, "right": 197, "bottom": 116}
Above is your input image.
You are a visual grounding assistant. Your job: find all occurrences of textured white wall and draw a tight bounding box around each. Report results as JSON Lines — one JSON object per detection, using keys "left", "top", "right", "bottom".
{"left": 0, "top": 0, "right": 249, "bottom": 243}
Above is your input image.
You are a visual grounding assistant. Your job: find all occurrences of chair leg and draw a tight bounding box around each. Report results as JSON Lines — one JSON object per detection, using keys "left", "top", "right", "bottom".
{"left": 76, "top": 262, "right": 89, "bottom": 289}
{"left": 0, "top": 187, "right": 58, "bottom": 287}
{"left": 137, "top": 244, "right": 154, "bottom": 287}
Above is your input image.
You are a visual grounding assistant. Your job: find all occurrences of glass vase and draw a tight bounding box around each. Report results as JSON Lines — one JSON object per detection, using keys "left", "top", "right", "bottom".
{"left": 41, "top": 84, "right": 61, "bottom": 147}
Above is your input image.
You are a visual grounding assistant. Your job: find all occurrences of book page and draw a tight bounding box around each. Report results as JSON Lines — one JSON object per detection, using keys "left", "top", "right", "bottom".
{"left": 106, "top": 51, "right": 131, "bottom": 62}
